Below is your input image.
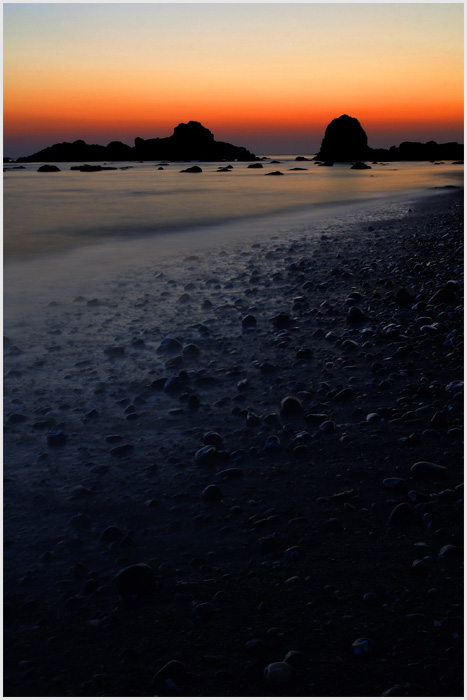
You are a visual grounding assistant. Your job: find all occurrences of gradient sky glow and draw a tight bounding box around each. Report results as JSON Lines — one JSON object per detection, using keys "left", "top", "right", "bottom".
{"left": 3, "top": 3, "right": 464, "bottom": 157}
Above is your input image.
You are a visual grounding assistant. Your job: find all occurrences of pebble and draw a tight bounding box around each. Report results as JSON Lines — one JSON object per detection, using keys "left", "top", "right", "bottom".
{"left": 382, "top": 477, "right": 406, "bottom": 491}
{"left": 242, "top": 314, "right": 257, "bottom": 330}
{"left": 387, "top": 502, "right": 412, "bottom": 527}
{"left": 347, "top": 306, "right": 366, "bottom": 324}
{"left": 202, "top": 484, "right": 223, "bottom": 503}
{"left": 280, "top": 395, "right": 303, "bottom": 417}
{"left": 151, "top": 660, "right": 187, "bottom": 693}
{"left": 352, "top": 637, "right": 373, "bottom": 655}
{"left": 110, "top": 444, "right": 134, "bottom": 457}
{"left": 410, "top": 461, "right": 448, "bottom": 479}
{"left": 157, "top": 337, "right": 183, "bottom": 354}
{"left": 264, "top": 661, "right": 294, "bottom": 686}
{"left": 100, "top": 526, "right": 124, "bottom": 543}
{"left": 115, "top": 563, "right": 156, "bottom": 598}
{"left": 47, "top": 430, "right": 67, "bottom": 447}
{"left": 195, "top": 445, "right": 218, "bottom": 466}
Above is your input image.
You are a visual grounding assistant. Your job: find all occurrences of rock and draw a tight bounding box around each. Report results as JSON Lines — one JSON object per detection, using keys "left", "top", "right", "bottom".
{"left": 264, "top": 661, "right": 294, "bottom": 686}
{"left": 110, "top": 443, "right": 134, "bottom": 457}
{"left": 273, "top": 312, "right": 293, "bottom": 329}
{"left": 333, "top": 387, "right": 354, "bottom": 401}
{"left": 163, "top": 376, "right": 187, "bottom": 394}
{"left": 37, "top": 164, "right": 61, "bottom": 172}
{"left": 315, "top": 114, "right": 371, "bottom": 162}
{"left": 352, "top": 637, "right": 373, "bottom": 655}
{"left": 324, "top": 517, "right": 343, "bottom": 532}
{"left": 280, "top": 396, "right": 303, "bottom": 418}
{"left": 104, "top": 346, "right": 125, "bottom": 357}
{"left": 242, "top": 314, "right": 257, "bottom": 330}
{"left": 151, "top": 660, "right": 187, "bottom": 693}
{"left": 182, "top": 343, "right": 200, "bottom": 357}
{"left": 350, "top": 162, "right": 371, "bottom": 170}
{"left": 428, "top": 286, "right": 456, "bottom": 305}
{"left": 387, "top": 502, "right": 412, "bottom": 527}
{"left": 347, "top": 306, "right": 366, "bottom": 324}
{"left": 410, "top": 461, "right": 448, "bottom": 479}
{"left": 157, "top": 337, "right": 183, "bottom": 354}
{"left": 265, "top": 170, "right": 284, "bottom": 176}
{"left": 195, "top": 445, "right": 218, "bottom": 466}
{"left": 283, "top": 650, "right": 307, "bottom": 670}
{"left": 247, "top": 163, "right": 263, "bottom": 169}
{"left": 382, "top": 477, "right": 407, "bottom": 491}
{"left": 203, "top": 431, "right": 223, "bottom": 448}
{"left": 395, "top": 288, "right": 415, "bottom": 305}
{"left": 115, "top": 563, "right": 155, "bottom": 598}
{"left": 202, "top": 484, "right": 222, "bottom": 503}
{"left": 47, "top": 430, "right": 67, "bottom": 447}
{"left": 319, "top": 420, "right": 336, "bottom": 434}
{"left": 180, "top": 165, "right": 202, "bottom": 173}
{"left": 100, "top": 526, "right": 124, "bottom": 543}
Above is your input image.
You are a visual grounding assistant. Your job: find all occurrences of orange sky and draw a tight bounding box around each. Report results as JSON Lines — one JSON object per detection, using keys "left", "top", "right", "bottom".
{"left": 4, "top": 3, "right": 464, "bottom": 156}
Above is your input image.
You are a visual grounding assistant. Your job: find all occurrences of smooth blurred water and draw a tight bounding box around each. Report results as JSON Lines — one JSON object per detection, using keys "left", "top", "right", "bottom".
{"left": 4, "top": 157, "right": 462, "bottom": 260}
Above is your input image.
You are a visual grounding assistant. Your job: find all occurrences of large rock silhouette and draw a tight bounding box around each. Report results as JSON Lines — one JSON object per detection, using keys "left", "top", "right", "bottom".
{"left": 315, "top": 114, "right": 463, "bottom": 162}
{"left": 17, "top": 121, "right": 256, "bottom": 163}
{"left": 315, "top": 114, "right": 371, "bottom": 162}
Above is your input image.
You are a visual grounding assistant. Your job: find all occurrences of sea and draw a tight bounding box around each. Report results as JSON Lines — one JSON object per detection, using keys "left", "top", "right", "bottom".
{"left": 3, "top": 156, "right": 463, "bottom": 326}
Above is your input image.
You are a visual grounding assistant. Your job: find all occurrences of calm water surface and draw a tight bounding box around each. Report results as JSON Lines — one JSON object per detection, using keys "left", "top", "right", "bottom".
{"left": 4, "top": 157, "right": 462, "bottom": 260}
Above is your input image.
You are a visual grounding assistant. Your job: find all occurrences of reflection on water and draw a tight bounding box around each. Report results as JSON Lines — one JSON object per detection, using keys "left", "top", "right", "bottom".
{"left": 3, "top": 158, "right": 462, "bottom": 260}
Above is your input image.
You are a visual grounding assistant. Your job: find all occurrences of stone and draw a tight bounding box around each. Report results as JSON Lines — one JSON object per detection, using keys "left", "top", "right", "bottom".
{"left": 347, "top": 306, "right": 366, "bottom": 324}
{"left": 37, "top": 164, "right": 61, "bottom": 172}
{"left": 100, "top": 526, "right": 124, "bottom": 543}
{"left": 315, "top": 114, "right": 371, "bottom": 162}
{"left": 387, "top": 502, "right": 412, "bottom": 527}
{"left": 157, "top": 337, "right": 183, "bottom": 354}
{"left": 47, "top": 430, "right": 67, "bottom": 447}
{"left": 428, "top": 286, "right": 456, "bottom": 305}
{"left": 265, "top": 170, "right": 284, "bottom": 176}
{"left": 242, "top": 314, "right": 257, "bottom": 330}
{"left": 382, "top": 477, "right": 407, "bottom": 491}
{"left": 202, "top": 484, "right": 222, "bottom": 503}
{"left": 273, "top": 312, "right": 293, "bottom": 329}
{"left": 151, "top": 660, "right": 187, "bottom": 693}
{"left": 280, "top": 396, "right": 303, "bottom": 417}
{"left": 410, "top": 461, "right": 448, "bottom": 479}
{"left": 195, "top": 445, "right": 218, "bottom": 466}
{"left": 203, "top": 431, "right": 223, "bottom": 448}
{"left": 180, "top": 165, "right": 202, "bottom": 173}
{"left": 104, "top": 346, "right": 125, "bottom": 357}
{"left": 264, "top": 661, "right": 294, "bottom": 686}
{"left": 115, "top": 563, "right": 155, "bottom": 598}
{"left": 110, "top": 443, "right": 134, "bottom": 457}
{"left": 350, "top": 162, "right": 371, "bottom": 170}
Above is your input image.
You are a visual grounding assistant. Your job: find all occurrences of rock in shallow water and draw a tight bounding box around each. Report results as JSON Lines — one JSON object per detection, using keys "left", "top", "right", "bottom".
{"left": 264, "top": 661, "right": 294, "bottom": 686}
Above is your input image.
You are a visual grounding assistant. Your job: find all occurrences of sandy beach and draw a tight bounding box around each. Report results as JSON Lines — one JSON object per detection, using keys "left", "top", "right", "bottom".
{"left": 3, "top": 188, "right": 463, "bottom": 698}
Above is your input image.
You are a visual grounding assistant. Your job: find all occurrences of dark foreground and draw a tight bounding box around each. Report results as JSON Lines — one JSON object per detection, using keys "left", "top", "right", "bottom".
{"left": 3, "top": 189, "right": 463, "bottom": 697}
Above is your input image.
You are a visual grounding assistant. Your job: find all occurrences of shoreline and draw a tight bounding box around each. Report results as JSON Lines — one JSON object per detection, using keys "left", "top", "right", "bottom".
{"left": 4, "top": 188, "right": 463, "bottom": 697}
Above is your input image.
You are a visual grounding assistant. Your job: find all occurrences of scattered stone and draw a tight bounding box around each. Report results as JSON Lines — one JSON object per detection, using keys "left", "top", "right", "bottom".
{"left": 100, "top": 526, "right": 124, "bottom": 543}
{"left": 350, "top": 162, "right": 371, "bottom": 170}
{"left": 157, "top": 337, "right": 183, "bottom": 354}
{"left": 242, "top": 314, "right": 257, "bottom": 330}
{"left": 273, "top": 313, "right": 293, "bottom": 329}
{"left": 180, "top": 166, "right": 202, "bottom": 173}
{"left": 352, "top": 637, "right": 373, "bottom": 654}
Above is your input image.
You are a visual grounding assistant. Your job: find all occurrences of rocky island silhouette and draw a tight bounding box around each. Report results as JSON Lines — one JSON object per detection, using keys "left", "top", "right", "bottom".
{"left": 11, "top": 115, "right": 463, "bottom": 164}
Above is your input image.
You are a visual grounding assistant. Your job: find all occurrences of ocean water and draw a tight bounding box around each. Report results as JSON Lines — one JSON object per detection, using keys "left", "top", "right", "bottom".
{"left": 4, "top": 157, "right": 462, "bottom": 261}
{"left": 3, "top": 157, "right": 462, "bottom": 331}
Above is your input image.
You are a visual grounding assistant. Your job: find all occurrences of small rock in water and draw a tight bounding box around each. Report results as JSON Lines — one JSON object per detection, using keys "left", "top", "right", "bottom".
{"left": 273, "top": 313, "right": 293, "bottom": 330}
{"left": 203, "top": 431, "right": 223, "bottom": 448}
{"left": 157, "top": 337, "right": 183, "bottom": 354}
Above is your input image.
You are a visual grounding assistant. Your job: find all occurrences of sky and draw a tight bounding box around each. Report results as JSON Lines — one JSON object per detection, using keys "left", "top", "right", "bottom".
{"left": 3, "top": 2, "right": 464, "bottom": 157}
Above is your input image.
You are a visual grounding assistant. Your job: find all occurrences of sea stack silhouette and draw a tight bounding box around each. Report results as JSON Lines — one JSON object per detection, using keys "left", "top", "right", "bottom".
{"left": 315, "top": 114, "right": 463, "bottom": 162}
{"left": 16, "top": 121, "right": 257, "bottom": 163}
{"left": 315, "top": 114, "right": 371, "bottom": 162}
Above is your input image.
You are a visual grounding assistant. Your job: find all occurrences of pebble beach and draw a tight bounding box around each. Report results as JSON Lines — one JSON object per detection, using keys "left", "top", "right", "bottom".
{"left": 3, "top": 187, "right": 463, "bottom": 698}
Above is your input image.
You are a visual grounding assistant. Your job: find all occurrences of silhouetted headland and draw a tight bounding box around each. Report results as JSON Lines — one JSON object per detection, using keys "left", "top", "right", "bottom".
{"left": 16, "top": 121, "right": 257, "bottom": 163}
{"left": 314, "top": 114, "right": 463, "bottom": 163}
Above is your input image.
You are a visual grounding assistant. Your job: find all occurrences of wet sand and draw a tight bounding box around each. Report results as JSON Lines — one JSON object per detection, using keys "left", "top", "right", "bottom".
{"left": 3, "top": 188, "right": 463, "bottom": 697}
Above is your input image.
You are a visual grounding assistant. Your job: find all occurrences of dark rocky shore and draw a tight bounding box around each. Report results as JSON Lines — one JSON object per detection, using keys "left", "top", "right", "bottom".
{"left": 3, "top": 189, "right": 463, "bottom": 697}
